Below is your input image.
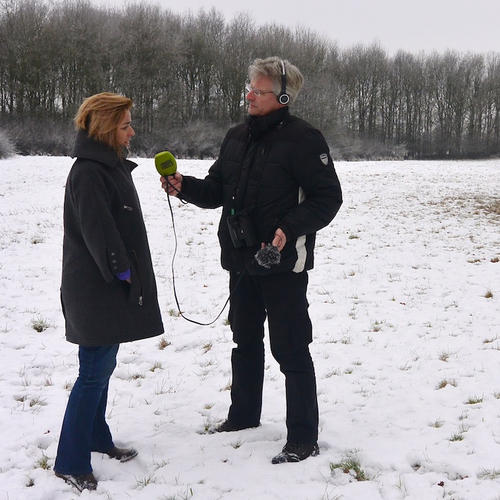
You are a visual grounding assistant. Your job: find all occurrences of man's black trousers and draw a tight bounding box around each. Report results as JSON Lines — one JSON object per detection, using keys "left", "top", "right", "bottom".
{"left": 227, "top": 270, "right": 319, "bottom": 444}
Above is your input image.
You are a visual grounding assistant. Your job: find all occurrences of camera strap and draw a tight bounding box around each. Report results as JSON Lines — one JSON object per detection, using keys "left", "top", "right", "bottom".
{"left": 233, "top": 142, "right": 259, "bottom": 214}
{"left": 233, "top": 135, "right": 278, "bottom": 216}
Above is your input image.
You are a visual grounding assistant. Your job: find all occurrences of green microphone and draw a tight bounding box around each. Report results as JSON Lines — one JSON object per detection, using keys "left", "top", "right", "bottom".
{"left": 155, "top": 151, "right": 177, "bottom": 177}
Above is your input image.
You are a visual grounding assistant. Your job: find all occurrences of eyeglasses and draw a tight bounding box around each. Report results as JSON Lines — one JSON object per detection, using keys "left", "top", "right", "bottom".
{"left": 245, "top": 84, "right": 275, "bottom": 97}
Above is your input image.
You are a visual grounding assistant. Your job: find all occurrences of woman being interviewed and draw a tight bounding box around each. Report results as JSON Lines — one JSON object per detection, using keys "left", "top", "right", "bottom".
{"left": 54, "top": 93, "right": 164, "bottom": 492}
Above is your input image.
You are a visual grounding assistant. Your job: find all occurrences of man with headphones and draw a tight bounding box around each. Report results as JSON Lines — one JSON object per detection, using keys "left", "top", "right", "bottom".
{"left": 162, "top": 56, "right": 342, "bottom": 464}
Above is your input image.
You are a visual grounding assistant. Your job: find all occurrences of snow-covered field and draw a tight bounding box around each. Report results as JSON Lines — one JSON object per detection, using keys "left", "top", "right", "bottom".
{"left": 1, "top": 156, "right": 500, "bottom": 500}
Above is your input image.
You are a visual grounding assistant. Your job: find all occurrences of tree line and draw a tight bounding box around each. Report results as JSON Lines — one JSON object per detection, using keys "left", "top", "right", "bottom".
{"left": 1, "top": 0, "right": 500, "bottom": 159}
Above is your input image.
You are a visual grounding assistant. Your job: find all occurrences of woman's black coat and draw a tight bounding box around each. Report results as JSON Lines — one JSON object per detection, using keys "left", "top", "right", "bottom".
{"left": 60, "top": 130, "right": 164, "bottom": 346}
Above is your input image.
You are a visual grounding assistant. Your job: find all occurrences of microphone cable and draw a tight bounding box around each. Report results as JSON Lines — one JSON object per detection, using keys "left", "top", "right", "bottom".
{"left": 159, "top": 154, "right": 280, "bottom": 326}
{"left": 164, "top": 178, "right": 249, "bottom": 326}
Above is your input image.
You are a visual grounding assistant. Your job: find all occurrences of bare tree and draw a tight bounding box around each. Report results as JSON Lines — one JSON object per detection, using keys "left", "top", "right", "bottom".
{"left": 1, "top": 0, "right": 500, "bottom": 158}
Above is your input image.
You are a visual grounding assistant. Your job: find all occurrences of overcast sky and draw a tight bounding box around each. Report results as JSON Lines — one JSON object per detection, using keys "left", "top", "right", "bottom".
{"left": 93, "top": 0, "right": 500, "bottom": 55}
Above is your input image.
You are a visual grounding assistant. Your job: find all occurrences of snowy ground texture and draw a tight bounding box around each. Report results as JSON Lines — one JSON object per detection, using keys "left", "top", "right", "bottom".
{"left": 1, "top": 156, "right": 500, "bottom": 500}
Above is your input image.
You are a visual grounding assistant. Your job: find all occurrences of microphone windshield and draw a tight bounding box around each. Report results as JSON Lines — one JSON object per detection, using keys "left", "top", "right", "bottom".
{"left": 155, "top": 151, "right": 177, "bottom": 177}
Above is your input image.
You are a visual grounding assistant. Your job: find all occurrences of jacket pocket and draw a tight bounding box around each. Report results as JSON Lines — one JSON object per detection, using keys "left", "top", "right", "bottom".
{"left": 127, "top": 251, "right": 143, "bottom": 306}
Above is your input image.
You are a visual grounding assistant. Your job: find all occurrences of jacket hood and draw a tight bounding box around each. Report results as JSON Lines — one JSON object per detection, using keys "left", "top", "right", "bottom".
{"left": 72, "top": 129, "right": 136, "bottom": 169}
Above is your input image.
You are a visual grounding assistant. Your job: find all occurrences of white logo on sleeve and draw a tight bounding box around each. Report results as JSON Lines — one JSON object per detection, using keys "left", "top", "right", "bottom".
{"left": 320, "top": 153, "right": 328, "bottom": 165}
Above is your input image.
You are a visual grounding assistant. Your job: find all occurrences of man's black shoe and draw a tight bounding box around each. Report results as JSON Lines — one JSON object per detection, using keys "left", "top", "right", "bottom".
{"left": 103, "top": 446, "right": 138, "bottom": 462}
{"left": 211, "top": 420, "right": 259, "bottom": 433}
{"left": 271, "top": 442, "right": 320, "bottom": 464}
{"left": 55, "top": 472, "right": 98, "bottom": 492}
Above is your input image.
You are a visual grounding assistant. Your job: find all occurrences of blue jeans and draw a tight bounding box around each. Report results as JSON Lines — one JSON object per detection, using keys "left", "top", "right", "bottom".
{"left": 54, "top": 344, "right": 119, "bottom": 475}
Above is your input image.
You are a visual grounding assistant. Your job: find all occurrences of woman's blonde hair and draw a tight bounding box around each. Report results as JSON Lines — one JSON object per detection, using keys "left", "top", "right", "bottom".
{"left": 74, "top": 92, "right": 133, "bottom": 156}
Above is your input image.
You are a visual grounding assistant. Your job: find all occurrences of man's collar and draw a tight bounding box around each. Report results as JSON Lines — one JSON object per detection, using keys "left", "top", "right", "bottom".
{"left": 246, "top": 107, "right": 290, "bottom": 141}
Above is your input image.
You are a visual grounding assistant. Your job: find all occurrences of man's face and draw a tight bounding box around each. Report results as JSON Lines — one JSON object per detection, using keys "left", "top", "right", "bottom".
{"left": 246, "top": 75, "right": 284, "bottom": 117}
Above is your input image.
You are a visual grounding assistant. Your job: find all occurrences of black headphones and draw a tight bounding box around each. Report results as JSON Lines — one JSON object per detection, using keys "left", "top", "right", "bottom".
{"left": 277, "top": 60, "right": 290, "bottom": 105}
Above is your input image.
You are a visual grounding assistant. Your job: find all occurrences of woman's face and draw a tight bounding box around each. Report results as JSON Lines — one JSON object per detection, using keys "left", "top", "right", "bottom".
{"left": 116, "top": 110, "right": 135, "bottom": 148}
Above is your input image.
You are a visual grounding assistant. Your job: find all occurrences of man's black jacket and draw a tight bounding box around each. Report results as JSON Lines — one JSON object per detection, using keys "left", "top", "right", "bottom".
{"left": 180, "top": 107, "right": 343, "bottom": 275}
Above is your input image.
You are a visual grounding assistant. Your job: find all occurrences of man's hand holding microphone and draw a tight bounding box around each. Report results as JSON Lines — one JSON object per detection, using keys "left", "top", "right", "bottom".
{"left": 155, "top": 151, "right": 182, "bottom": 197}
{"left": 161, "top": 171, "right": 183, "bottom": 197}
